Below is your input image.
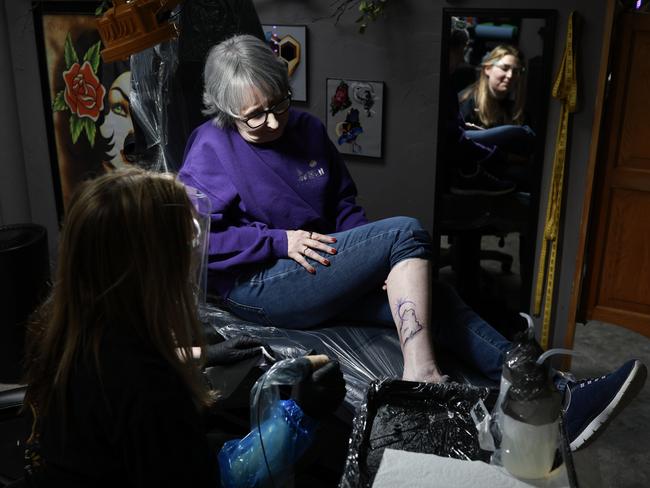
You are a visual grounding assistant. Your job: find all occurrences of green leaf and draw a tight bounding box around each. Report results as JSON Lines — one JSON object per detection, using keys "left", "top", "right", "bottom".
{"left": 64, "top": 33, "right": 79, "bottom": 69}
{"left": 70, "top": 114, "right": 83, "bottom": 144}
{"left": 95, "top": 0, "right": 110, "bottom": 16}
{"left": 83, "top": 41, "right": 102, "bottom": 73}
{"left": 83, "top": 118, "right": 96, "bottom": 147}
{"left": 52, "top": 91, "right": 68, "bottom": 112}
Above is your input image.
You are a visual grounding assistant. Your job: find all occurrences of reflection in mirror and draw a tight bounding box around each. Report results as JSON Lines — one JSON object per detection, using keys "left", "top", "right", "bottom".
{"left": 434, "top": 9, "right": 557, "bottom": 339}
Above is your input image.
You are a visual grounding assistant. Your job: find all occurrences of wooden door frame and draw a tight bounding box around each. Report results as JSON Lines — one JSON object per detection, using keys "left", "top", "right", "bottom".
{"left": 563, "top": 0, "right": 617, "bottom": 368}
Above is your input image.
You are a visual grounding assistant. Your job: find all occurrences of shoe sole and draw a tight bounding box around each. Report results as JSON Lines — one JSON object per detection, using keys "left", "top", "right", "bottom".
{"left": 569, "top": 360, "right": 647, "bottom": 451}
{"left": 449, "top": 187, "right": 516, "bottom": 196}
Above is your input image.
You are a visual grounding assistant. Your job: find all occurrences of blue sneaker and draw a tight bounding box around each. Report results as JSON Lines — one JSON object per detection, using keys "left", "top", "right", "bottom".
{"left": 564, "top": 359, "right": 647, "bottom": 451}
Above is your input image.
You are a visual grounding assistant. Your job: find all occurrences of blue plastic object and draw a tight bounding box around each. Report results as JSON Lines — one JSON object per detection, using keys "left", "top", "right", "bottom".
{"left": 218, "top": 399, "right": 317, "bottom": 487}
{"left": 217, "top": 357, "right": 321, "bottom": 487}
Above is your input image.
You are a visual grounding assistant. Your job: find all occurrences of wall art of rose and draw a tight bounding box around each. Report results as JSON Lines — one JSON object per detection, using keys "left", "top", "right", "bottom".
{"left": 51, "top": 33, "right": 105, "bottom": 146}
{"left": 40, "top": 10, "right": 133, "bottom": 213}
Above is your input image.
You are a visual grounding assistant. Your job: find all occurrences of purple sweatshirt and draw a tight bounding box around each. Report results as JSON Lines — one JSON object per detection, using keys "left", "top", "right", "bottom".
{"left": 179, "top": 109, "right": 368, "bottom": 296}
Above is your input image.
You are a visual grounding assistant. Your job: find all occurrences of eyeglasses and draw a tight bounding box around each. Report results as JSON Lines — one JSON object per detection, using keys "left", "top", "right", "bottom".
{"left": 239, "top": 93, "right": 292, "bottom": 129}
{"left": 493, "top": 63, "right": 524, "bottom": 76}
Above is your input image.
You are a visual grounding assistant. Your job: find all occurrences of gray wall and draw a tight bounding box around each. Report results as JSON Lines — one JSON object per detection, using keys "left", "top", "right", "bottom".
{"left": 2, "top": 0, "right": 60, "bottom": 255}
{"left": 2, "top": 0, "right": 609, "bottom": 349}
{"left": 253, "top": 0, "right": 609, "bottom": 348}
{"left": 0, "top": 1, "right": 31, "bottom": 226}
{"left": 254, "top": 0, "right": 441, "bottom": 229}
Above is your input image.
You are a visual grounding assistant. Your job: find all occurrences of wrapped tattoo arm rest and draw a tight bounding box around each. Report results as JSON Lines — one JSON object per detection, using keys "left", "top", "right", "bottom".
{"left": 217, "top": 358, "right": 321, "bottom": 487}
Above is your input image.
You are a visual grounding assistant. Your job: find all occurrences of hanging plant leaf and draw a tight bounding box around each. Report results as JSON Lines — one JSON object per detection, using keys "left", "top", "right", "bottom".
{"left": 70, "top": 114, "right": 84, "bottom": 144}
{"left": 95, "top": 1, "right": 110, "bottom": 16}
{"left": 64, "top": 33, "right": 79, "bottom": 70}
{"left": 83, "top": 118, "right": 96, "bottom": 147}
{"left": 83, "top": 41, "right": 102, "bottom": 74}
{"left": 331, "top": 0, "right": 389, "bottom": 33}
{"left": 52, "top": 91, "right": 68, "bottom": 112}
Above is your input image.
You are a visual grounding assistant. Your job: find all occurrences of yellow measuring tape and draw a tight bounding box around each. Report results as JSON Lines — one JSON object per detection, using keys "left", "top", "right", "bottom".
{"left": 533, "top": 12, "right": 578, "bottom": 349}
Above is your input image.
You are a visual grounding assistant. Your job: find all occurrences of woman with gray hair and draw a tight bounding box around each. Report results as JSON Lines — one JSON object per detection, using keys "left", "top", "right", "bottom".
{"left": 201, "top": 34, "right": 292, "bottom": 133}
{"left": 179, "top": 32, "right": 516, "bottom": 386}
{"left": 180, "top": 34, "right": 456, "bottom": 384}
{"left": 178, "top": 36, "right": 647, "bottom": 449}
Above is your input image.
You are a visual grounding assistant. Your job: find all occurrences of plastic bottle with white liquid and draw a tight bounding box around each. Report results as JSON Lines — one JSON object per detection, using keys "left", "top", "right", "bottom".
{"left": 497, "top": 314, "right": 572, "bottom": 480}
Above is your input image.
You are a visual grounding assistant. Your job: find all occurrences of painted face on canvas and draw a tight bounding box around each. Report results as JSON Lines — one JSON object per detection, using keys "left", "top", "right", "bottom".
{"left": 99, "top": 71, "right": 134, "bottom": 169}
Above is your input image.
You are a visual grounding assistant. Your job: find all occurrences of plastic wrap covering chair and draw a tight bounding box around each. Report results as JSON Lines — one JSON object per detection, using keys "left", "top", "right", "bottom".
{"left": 201, "top": 303, "right": 498, "bottom": 415}
{"left": 0, "top": 224, "right": 50, "bottom": 383}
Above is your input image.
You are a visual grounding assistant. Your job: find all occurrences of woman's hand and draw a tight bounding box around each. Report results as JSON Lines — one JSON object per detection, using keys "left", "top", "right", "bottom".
{"left": 464, "top": 122, "right": 486, "bottom": 130}
{"left": 286, "top": 230, "right": 337, "bottom": 274}
{"left": 204, "top": 335, "right": 271, "bottom": 366}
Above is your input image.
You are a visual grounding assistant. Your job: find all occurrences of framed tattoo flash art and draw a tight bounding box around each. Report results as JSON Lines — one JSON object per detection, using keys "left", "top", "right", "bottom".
{"left": 262, "top": 24, "right": 308, "bottom": 102}
{"left": 326, "top": 78, "right": 384, "bottom": 158}
{"left": 34, "top": 2, "right": 133, "bottom": 217}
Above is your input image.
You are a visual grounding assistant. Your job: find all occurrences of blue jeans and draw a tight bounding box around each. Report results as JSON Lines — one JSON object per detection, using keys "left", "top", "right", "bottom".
{"left": 465, "top": 124, "right": 536, "bottom": 156}
{"left": 226, "top": 216, "right": 511, "bottom": 381}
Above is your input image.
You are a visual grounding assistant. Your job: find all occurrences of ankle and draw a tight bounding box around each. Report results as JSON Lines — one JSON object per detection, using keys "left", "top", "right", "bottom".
{"left": 403, "top": 360, "right": 446, "bottom": 383}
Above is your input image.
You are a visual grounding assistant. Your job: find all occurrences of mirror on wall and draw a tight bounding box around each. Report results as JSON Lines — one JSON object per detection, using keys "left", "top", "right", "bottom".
{"left": 434, "top": 9, "right": 557, "bottom": 338}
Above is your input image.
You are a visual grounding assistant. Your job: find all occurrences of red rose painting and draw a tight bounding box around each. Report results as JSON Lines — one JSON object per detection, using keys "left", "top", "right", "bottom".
{"left": 51, "top": 33, "right": 104, "bottom": 145}
{"left": 63, "top": 61, "right": 105, "bottom": 121}
{"left": 38, "top": 6, "right": 133, "bottom": 214}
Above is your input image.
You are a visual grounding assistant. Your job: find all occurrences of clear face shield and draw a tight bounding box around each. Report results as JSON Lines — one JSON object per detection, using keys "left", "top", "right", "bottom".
{"left": 185, "top": 185, "right": 211, "bottom": 308}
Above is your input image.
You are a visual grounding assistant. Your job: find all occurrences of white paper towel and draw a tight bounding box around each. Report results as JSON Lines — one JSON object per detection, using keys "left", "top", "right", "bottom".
{"left": 371, "top": 449, "right": 571, "bottom": 488}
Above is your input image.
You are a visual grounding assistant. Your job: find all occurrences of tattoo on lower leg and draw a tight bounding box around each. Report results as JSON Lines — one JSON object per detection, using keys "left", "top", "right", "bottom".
{"left": 396, "top": 298, "right": 423, "bottom": 346}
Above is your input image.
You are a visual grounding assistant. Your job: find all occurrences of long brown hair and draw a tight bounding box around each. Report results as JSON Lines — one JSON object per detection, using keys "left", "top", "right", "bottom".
{"left": 24, "top": 169, "right": 212, "bottom": 419}
{"left": 461, "top": 44, "right": 526, "bottom": 128}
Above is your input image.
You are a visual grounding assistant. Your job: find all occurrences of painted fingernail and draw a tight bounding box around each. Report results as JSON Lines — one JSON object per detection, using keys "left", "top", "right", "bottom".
{"left": 323, "top": 259, "right": 330, "bottom": 266}
{"left": 309, "top": 268, "right": 316, "bottom": 274}
{"left": 330, "top": 248, "right": 337, "bottom": 254}
{"left": 331, "top": 237, "right": 337, "bottom": 242}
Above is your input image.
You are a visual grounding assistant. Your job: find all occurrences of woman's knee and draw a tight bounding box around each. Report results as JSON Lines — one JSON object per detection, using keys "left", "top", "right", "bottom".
{"left": 381, "top": 215, "right": 426, "bottom": 234}
{"left": 381, "top": 216, "right": 432, "bottom": 265}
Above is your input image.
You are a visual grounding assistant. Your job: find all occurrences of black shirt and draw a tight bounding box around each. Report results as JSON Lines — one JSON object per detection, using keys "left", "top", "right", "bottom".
{"left": 459, "top": 93, "right": 518, "bottom": 129}
{"left": 26, "top": 329, "right": 220, "bottom": 487}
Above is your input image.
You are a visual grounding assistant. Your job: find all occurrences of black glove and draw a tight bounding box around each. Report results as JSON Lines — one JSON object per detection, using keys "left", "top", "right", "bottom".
{"left": 202, "top": 324, "right": 225, "bottom": 345}
{"left": 204, "top": 335, "right": 271, "bottom": 367}
{"left": 293, "top": 360, "right": 347, "bottom": 419}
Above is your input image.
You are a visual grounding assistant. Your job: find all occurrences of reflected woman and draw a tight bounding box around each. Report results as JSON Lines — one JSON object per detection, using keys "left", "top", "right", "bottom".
{"left": 458, "top": 45, "right": 535, "bottom": 158}
{"left": 460, "top": 45, "right": 525, "bottom": 128}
